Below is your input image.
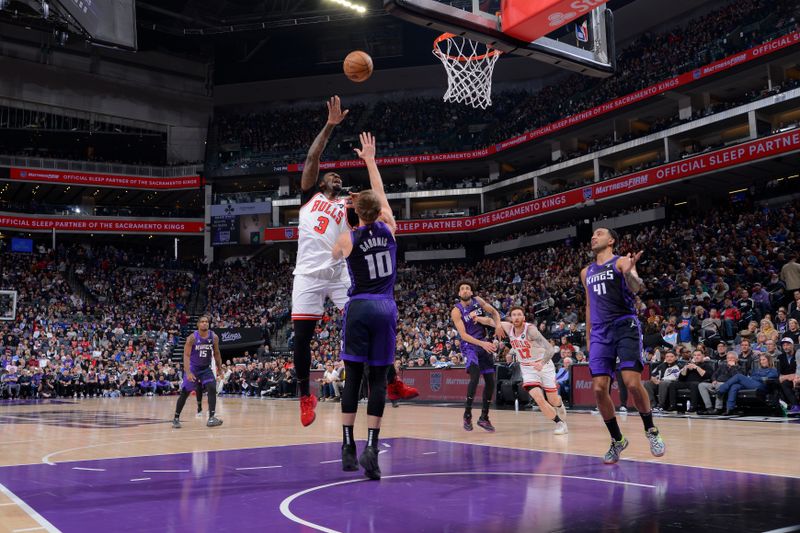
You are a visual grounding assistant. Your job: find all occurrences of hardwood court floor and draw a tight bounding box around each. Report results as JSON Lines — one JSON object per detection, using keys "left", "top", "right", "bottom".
{"left": 1, "top": 397, "right": 798, "bottom": 532}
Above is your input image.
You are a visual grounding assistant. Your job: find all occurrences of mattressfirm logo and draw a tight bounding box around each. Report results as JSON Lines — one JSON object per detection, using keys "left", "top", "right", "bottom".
{"left": 220, "top": 331, "right": 242, "bottom": 343}
{"left": 548, "top": 11, "right": 577, "bottom": 27}
{"left": 20, "top": 171, "right": 27, "bottom": 177}
{"left": 430, "top": 372, "right": 442, "bottom": 392}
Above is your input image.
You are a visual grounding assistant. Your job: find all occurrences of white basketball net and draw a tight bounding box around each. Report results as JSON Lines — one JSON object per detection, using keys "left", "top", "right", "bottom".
{"left": 433, "top": 34, "right": 501, "bottom": 110}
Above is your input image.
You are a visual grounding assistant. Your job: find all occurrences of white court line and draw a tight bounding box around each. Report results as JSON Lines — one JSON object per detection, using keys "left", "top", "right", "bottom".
{"left": 378, "top": 450, "right": 387, "bottom": 455}
{"left": 12, "top": 527, "right": 46, "bottom": 532}
{"left": 142, "top": 470, "right": 189, "bottom": 473}
{"left": 38, "top": 435, "right": 338, "bottom": 466}
{"left": 319, "top": 459, "right": 340, "bottom": 465}
{"left": 0, "top": 502, "right": 18, "bottom": 506}
{"left": 422, "top": 452, "right": 438, "bottom": 455}
{"left": 762, "top": 526, "right": 800, "bottom": 533}
{"left": 0, "top": 482, "right": 60, "bottom": 533}
{"left": 381, "top": 443, "right": 391, "bottom": 448}
{"left": 279, "top": 471, "right": 656, "bottom": 533}
{"left": 71, "top": 467, "right": 106, "bottom": 472}
{"left": 235, "top": 465, "right": 283, "bottom": 471}
{"left": 418, "top": 436, "right": 800, "bottom": 480}
{"left": 130, "top": 478, "right": 151, "bottom": 482}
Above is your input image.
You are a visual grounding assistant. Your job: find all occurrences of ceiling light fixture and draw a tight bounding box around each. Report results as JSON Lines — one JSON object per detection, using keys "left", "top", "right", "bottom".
{"left": 327, "top": 0, "right": 367, "bottom": 14}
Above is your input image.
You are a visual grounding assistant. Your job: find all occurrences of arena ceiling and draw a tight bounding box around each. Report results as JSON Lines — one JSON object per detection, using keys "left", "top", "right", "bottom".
{"left": 0, "top": 0, "right": 721, "bottom": 84}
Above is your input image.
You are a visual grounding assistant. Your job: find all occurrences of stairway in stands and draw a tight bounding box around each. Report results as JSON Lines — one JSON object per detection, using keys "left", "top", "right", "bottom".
{"left": 171, "top": 314, "right": 203, "bottom": 364}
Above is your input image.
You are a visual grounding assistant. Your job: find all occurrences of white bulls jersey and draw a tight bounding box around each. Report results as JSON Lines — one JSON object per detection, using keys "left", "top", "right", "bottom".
{"left": 294, "top": 190, "right": 351, "bottom": 277}
{"left": 508, "top": 322, "right": 546, "bottom": 366}
{"left": 509, "top": 321, "right": 558, "bottom": 392}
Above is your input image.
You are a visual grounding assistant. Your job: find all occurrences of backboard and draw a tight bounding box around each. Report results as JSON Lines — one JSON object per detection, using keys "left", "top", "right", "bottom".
{"left": 384, "top": 0, "right": 615, "bottom": 77}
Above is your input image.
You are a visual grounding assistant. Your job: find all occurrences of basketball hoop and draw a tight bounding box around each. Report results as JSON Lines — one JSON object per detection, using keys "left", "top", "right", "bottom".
{"left": 432, "top": 33, "right": 501, "bottom": 110}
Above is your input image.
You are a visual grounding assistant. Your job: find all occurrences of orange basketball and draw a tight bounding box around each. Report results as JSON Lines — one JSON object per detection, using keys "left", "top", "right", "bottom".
{"left": 343, "top": 50, "right": 373, "bottom": 82}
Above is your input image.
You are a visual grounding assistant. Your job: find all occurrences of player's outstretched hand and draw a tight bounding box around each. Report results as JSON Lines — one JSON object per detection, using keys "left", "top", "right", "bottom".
{"left": 494, "top": 323, "right": 506, "bottom": 340}
{"left": 618, "top": 251, "right": 643, "bottom": 274}
{"left": 354, "top": 132, "right": 376, "bottom": 160}
{"left": 327, "top": 95, "right": 349, "bottom": 125}
{"left": 480, "top": 340, "right": 497, "bottom": 353}
{"left": 187, "top": 372, "right": 196, "bottom": 383}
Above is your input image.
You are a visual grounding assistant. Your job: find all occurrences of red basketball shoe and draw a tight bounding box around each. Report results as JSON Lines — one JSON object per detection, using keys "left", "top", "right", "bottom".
{"left": 300, "top": 394, "right": 318, "bottom": 427}
{"left": 388, "top": 379, "right": 419, "bottom": 401}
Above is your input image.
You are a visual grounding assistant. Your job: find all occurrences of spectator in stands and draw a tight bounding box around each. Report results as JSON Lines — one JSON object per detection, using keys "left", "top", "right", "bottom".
{"left": 777, "top": 338, "right": 800, "bottom": 414}
{"left": 2, "top": 367, "right": 20, "bottom": 399}
{"left": 690, "top": 306, "right": 706, "bottom": 346}
{"left": 556, "top": 357, "right": 572, "bottom": 406}
{"left": 762, "top": 339, "right": 781, "bottom": 359}
{"left": 278, "top": 367, "right": 297, "bottom": 397}
{"left": 776, "top": 308, "right": 789, "bottom": 337}
{"left": 156, "top": 375, "right": 173, "bottom": 395}
{"left": 737, "top": 339, "right": 758, "bottom": 374}
{"left": 644, "top": 351, "right": 681, "bottom": 412}
{"left": 717, "top": 354, "right": 779, "bottom": 415}
{"left": 18, "top": 369, "right": 33, "bottom": 399}
{"left": 786, "top": 319, "right": 800, "bottom": 344}
{"left": 758, "top": 318, "right": 781, "bottom": 342}
{"left": 120, "top": 378, "right": 137, "bottom": 397}
{"left": 721, "top": 298, "right": 742, "bottom": 340}
{"left": 790, "top": 290, "right": 800, "bottom": 319}
{"left": 698, "top": 351, "right": 742, "bottom": 415}
{"left": 781, "top": 254, "right": 800, "bottom": 305}
{"left": 676, "top": 307, "right": 694, "bottom": 351}
{"left": 668, "top": 349, "right": 713, "bottom": 412}
{"left": 752, "top": 283, "right": 771, "bottom": 317}
{"left": 767, "top": 271, "right": 786, "bottom": 310}
{"left": 320, "top": 362, "right": 339, "bottom": 401}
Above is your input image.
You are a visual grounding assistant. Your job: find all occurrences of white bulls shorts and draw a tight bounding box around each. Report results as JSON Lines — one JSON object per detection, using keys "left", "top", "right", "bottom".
{"left": 291, "top": 271, "right": 350, "bottom": 321}
{"left": 521, "top": 360, "right": 558, "bottom": 393}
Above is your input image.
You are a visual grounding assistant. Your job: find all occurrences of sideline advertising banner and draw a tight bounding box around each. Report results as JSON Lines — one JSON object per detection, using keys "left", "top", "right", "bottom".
{"left": 0, "top": 213, "right": 204, "bottom": 234}
{"left": 10, "top": 168, "right": 202, "bottom": 190}
{"left": 264, "top": 129, "right": 800, "bottom": 240}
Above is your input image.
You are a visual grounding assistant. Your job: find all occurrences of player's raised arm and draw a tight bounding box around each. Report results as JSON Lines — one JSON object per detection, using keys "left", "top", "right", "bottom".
{"left": 301, "top": 96, "right": 349, "bottom": 192}
{"left": 617, "top": 251, "right": 644, "bottom": 294}
{"left": 475, "top": 296, "right": 506, "bottom": 340}
{"left": 452, "top": 306, "right": 497, "bottom": 353}
{"left": 354, "top": 132, "right": 396, "bottom": 234}
{"left": 581, "top": 266, "right": 591, "bottom": 352}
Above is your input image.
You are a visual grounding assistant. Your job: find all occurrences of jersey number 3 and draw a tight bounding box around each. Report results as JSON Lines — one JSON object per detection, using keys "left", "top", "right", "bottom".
{"left": 313, "top": 216, "right": 329, "bottom": 234}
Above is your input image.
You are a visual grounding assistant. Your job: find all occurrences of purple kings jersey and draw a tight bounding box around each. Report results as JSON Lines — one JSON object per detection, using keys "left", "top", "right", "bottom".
{"left": 585, "top": 256, "right": 637, "bottom": 339}
{"left": 190, "top": 330, "right": 214, "bottom": 369}
{"left": 346, "top": 221, "right": 397, "bottom": 299}
{"left": 455, "top": 298, "right": 486, "bottom": 343}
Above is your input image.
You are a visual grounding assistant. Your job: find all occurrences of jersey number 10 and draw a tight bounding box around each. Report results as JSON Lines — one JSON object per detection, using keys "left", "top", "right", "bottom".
{"left": 365, "top": 251, "right": 393, "bottom": 280}
{"left": 593, "top": 282, "right": 607, "bottom": 296}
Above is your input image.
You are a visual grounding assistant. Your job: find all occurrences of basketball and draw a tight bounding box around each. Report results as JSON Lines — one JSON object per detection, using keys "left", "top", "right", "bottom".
{"left": 343, "top": 50, "right": 373, "bottom": 82}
